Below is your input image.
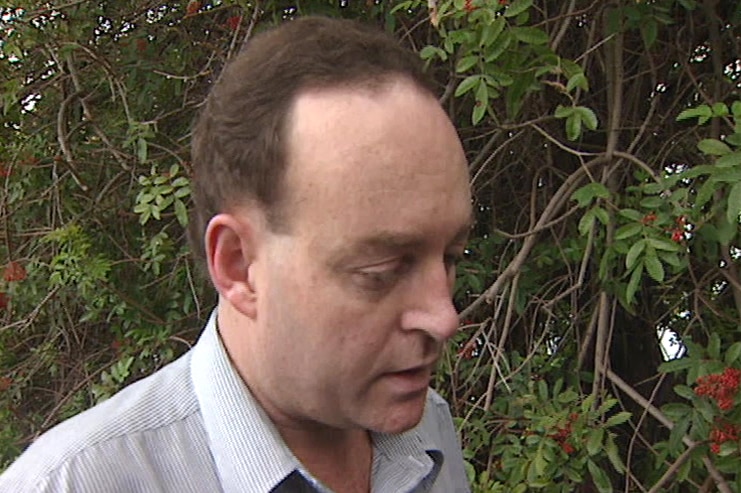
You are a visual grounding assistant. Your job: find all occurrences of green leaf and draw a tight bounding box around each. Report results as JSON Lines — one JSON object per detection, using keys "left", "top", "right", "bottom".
{"left": 678, "top": 164, "right": 714, "bottom": 180}
{"left": 615, "top": 222, "right": 642, "bottom": 240}
{"left": 725, "top": 342, "right": 741, "bottom": 365}
{"left": 605, "top": 433, "right": 625, "bottom": 473}
{"left": 570, "top": 182, "right": 610, "bottom": 207}
{"left": 618, "top": 209, "right": 643, "bottom": 221}
{"left": 481, "top": 16, "right": 506, "bottom": 46}
{"left": 733, "top": 101, "right": 741, "bottom": 117}
{"left": 137, "top": 137, "right": 148, "bottom": 163}
{"left": 668, "top": 415, "right": 690, "bottom": 453}
{"left": 626, "top": 239, "right": 646, "bottom": 270}
{"left": 605, "top": 411, "right": 632, "bottom": 427}
{"left": 593, "top": 207, "right": 609, "bottom": 225}
{"left": 715, "top": 151, "right": 741, "bottom": 168}
{"left": 578, "top": 209, "right": 596, "bottom": 236}
{"left": 455, "top": 75, "right": 481, "bottom": 97}
{"left": 725, "top": 133, "right": 741, "bottom": 147}
{"left": 575, "top": 106, "right": 598, "bottom": 130}
{"left": 659, "top": 251, "right": 681, "bottom": 268}
{"left": 554, "top": 104, "right": 574, "bottom": 119}
{"left": 694, "top": 180, "right": 715, "bottom": 210}
{"left": 673, "top": 384, "right": 694, "bottom": 400}
{"left": 677, "top": 105, "right": 711, "bottom": 122}
{"left": 510, "top": 27, "right": 549, "bottom": 45}
{"left": 711, "top": 102, "right": 729, "bottom": 117}
{"left": 716, "top": 215, "right": 737, "bottom": 246}
{"left": 586, "top": 427, "right": 604, "bottom": 456}
{"left": 566, "top": 73, "right": 589, "bottom": 92}
{"left": 557, "top": 389, "right": 579, "bottom": 403}
{"left": 484, "top": 30, "right": 512, "bottom": 62}
{"left": 644, "top": 248, "right": 665, "bottom": 282}
{"left": 640, "top": 20, "right": 658, "bottom": 48}
{"left": 726, "top": 182, "right": 741, "bottom": 224}
{"left": 626, "top": 261, "right": 644, "bottom": 304}
{"left": 658, "top": 356, "right": 693, "bottom": 373}
{"left": 587, "top": 460, "right": 612, "bottom": 493}
{"left": 456, "top": 55, "right": 478, "bottom": 73}
{"left": 566, "top": 113, "right": 582, "bottom": 141}
{"left": 661, "top": 402, "right": 692, "bottom": 420}
{"left": 174, "top": 199, "right": 188, "bottom": 227}
{"left": 472, "top": 79, "right": 488, "bottom": 125}
{"left": 533, "top": 445, "right": 547, "bottom": 475}
{"left": 647, "top": 237, "right": 682, "bottom": 252}
{"left": 639, "top": 196, "right": 663, "bottom": 209}
{"left": 698, "top": 138, "right": 732, "bottom": 156}
{"left": 503, "top": 0, "right": 533, "bottom": 18}
{"left": 708, "top": 332, "right": 721, "bottom": 360}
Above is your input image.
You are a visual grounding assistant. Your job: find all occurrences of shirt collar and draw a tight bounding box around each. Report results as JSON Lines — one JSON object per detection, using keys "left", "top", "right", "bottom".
{"left": 191, "top": 311, "right": 300, "bottom": 491}
{"left": 190, "top": 310, "right": 444, "bottom": 492}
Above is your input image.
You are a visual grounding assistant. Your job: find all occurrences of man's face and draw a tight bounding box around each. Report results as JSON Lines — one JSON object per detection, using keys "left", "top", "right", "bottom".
{"left": 248, "top": 79, "right": 472, "bottom": 434}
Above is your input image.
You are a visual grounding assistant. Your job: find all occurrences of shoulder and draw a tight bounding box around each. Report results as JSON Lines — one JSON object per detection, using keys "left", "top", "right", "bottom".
{"left": 0, "top": 352, "right": 207, "bottom": 492}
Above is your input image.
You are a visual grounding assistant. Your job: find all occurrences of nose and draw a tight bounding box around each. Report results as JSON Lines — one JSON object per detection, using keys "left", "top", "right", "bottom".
{"left": 400, "top": 260, "right": 460, "bottom": 342}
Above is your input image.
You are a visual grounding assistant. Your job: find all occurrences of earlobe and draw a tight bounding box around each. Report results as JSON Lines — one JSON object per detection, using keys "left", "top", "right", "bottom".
{"left": 205, "top": 212, "right": 259, "bottom": 319}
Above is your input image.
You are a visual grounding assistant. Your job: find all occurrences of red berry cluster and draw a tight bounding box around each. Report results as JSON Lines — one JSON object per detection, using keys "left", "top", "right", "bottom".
{"left": 463, "top": 0, "right": 477, "bottom": 13}
{"left": 457, "top": 338, "right": 477, "bottom": 360}
{"left": 641, "top": 212, "right": 657, "bottom": 225}
{"left": 549, "top": 413, "right": 579, "bottom": 454}
{"left": 0, "top": 261, "right": 27, "bottom": 312}
{"left": 709, "top": 421, "right": 739, "bottom": 454}
{"left": 694, "top": 367, "right": 741, "bottom": 411}
{"left": 670, "top": 215, "right": 686, "bottom": 243}
{"left": 226, "top": 15, "right": 242, "bottom": 31}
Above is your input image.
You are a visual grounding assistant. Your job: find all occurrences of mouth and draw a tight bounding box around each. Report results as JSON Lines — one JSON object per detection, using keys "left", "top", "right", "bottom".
{"left": 384, "top": 364, "right": 434, "bottom": 394}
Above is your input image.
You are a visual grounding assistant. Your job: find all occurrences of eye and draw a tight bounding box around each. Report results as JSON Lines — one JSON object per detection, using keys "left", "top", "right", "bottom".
{"left": 353, "top": 259, "right": 410, "bottom": 292}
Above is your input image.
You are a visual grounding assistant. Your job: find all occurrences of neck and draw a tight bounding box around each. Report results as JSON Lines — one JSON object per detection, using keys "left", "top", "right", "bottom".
{"left": 279, "top": 424, "right": 373, "bottom": 493}
{"left": 216, "top": 306, "right": 373, "bottom": 492}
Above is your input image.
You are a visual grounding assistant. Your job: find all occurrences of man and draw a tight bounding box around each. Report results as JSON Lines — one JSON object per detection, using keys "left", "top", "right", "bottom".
{"left": 0, "top": 16, "right": 472, "bottom": 493}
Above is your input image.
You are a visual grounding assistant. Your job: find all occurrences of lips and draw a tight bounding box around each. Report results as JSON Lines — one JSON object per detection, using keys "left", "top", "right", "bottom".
{"left": 384, "top": 364, "right": 434, "bottom": 394}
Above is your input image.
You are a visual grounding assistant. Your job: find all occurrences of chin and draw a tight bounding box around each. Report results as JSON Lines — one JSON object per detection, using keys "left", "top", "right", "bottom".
{"left": 368, "top": 395, "right": 427, "bottom": 434}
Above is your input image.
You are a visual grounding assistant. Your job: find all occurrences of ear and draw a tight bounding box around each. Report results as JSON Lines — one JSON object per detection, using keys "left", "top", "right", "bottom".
{"left": 205, "top": 211, "right": 261, "bottom": 320}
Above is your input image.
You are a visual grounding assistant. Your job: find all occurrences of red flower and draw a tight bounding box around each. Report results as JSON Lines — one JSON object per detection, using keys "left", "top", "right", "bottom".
{"left": 671, "top": 229, "right": 683, "bottom": 243}
{"left": 561, "top": 442, "right": 575, "bottom": 454}
{"left": 457, "top": 339, "right": 476, "bottom": 360}
{"left": 185, "top": 1, "right": 200, "bottom": 17}
{"left": 463, "top": 0, "right": 478, "bottom": 13}
{"left": 3, "top": 261, "right": 26, "bottom": 282}
{"left": 710, "top": 443, "right": 721, "bottom": 454}
{"left": 226, "top": 15, "right": 242, "bottom": 31}
{"left": 695, "top": 367, "right": 741, "bottom": 411}
{"left": 641, "top": 213, "right": 657, "bottom": 225}
{"left": 500, "top": 0, "right": 508, "bottom": 4}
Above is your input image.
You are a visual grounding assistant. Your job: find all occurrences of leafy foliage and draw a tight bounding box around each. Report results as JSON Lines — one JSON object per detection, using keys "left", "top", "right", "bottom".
{"left": 2, "top": 0, "right": 741, "bottom": 491}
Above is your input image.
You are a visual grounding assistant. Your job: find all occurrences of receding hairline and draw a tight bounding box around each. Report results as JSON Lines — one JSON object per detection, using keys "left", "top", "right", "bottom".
{"left": 253, "top": 74, "right": 443, "bottom": 233}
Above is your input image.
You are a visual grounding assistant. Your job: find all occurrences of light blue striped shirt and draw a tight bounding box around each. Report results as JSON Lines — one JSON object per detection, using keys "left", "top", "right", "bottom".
{"left": 0, "top": 313, "right": 470, "bottom": 492}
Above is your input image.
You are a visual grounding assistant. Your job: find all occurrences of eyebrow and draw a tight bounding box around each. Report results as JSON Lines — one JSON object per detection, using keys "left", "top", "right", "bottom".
{"left": 331, "top": 219, "right": 473, "bottom": 266}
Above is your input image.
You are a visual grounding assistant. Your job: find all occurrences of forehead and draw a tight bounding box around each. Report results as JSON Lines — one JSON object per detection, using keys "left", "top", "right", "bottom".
{"left": 281, "top": 79, "right": 471, "bottom": 247}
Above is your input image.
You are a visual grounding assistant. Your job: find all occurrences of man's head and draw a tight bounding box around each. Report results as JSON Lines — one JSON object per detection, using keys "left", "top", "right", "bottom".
{"left": 190, "top": 16, "right": 436, "bottom": 260}
{"left": 193, "top": 17, "right": 472, "bottom": 435}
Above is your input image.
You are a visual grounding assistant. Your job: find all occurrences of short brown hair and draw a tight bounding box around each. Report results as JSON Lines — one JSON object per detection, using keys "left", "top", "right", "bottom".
{"left": 189, "top": 16, "right": 435, "bottom": 264}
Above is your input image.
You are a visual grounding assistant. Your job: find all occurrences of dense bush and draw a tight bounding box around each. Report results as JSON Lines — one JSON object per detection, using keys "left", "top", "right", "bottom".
{"left": 2, "top": 1, "right": 741, "bottom": 490}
